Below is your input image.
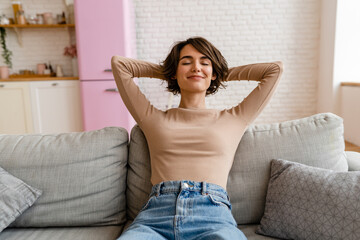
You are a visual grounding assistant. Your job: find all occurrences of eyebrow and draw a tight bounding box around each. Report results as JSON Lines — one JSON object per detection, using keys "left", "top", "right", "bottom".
{"left": 179, "top": 55, "right": 210, "bottom": 61}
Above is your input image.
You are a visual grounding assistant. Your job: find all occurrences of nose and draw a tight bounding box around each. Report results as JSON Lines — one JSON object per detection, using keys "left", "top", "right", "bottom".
{"left": 192, "top": 62, "right": 201, "bottom": 72}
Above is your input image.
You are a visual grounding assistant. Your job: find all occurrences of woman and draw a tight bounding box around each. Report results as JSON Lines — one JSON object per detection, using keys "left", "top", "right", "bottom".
{"left": 112, "top": 37, "right": 283, "bottom": 240}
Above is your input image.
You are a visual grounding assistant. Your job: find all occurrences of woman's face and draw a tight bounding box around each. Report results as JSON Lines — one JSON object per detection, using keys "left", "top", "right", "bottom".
{"left": 175, "top": 44, "right": 216, "bottom": 95}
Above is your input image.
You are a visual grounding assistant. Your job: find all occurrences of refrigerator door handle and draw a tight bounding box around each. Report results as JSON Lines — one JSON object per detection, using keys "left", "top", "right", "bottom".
{"left": 104, "top": 69, "right": 112, "bottom": 72}
{"left": 105, "top": 88, "right": 119, "bottom": 92}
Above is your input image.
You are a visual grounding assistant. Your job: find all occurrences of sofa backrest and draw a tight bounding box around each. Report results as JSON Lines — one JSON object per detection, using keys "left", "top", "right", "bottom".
{"left": 0, "top": 127, "right": 128, "bottom": 227}
{"left": 126, "top": 112, "right": 348, "bottom": 224}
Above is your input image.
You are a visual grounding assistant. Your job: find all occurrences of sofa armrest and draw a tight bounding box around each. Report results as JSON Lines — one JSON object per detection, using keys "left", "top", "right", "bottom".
{"left": 346, "top": 151, "right": 360, "bottom": 171}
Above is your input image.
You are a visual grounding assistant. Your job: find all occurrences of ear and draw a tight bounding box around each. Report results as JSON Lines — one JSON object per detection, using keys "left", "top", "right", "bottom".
{"left": 211, "top": 74, "right": 216, "bottom": 81}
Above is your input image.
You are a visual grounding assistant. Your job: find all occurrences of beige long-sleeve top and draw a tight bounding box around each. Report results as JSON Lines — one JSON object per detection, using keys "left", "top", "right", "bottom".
{"left": 111, "top": 56, "right": 283, "bottom": 189}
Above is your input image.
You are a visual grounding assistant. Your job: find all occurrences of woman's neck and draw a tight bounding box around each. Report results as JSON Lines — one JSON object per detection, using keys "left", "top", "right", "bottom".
{"left": 178, "top": 92, "right": 206, "bottom": 109}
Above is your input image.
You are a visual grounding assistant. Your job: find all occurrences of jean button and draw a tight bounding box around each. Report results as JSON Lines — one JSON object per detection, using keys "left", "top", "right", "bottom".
{"left": 183, "top": 183, "right": 189, "bottom": 188}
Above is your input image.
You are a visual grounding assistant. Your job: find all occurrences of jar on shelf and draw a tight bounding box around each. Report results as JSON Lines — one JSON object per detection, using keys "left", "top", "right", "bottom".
{"left": 27, "top": 15, "right": 37, "bottom": 24}
{"left": 0, "top": 14, "right": 10, "bottom": 25}
{"left": 36, "top": 13, "right": 43, "bottom": 24}
{"left": 11, "top": 0, "right": 22, "bottom": 24}
{"left": 16, "top": 10, "right": 26, "bottom": 25}
{"left": 43, "top": 12, "right": 54, "bottom": 25}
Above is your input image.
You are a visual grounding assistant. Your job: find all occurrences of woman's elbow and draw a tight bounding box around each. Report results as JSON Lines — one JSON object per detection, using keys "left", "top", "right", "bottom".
{"left": 273, "top": 61, "right": 284, "bottom": 74}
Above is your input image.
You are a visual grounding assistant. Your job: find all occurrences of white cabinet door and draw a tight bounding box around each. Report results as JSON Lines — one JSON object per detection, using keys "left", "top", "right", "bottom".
{"left": 30, "top": 80, "right": 83, "bottom": 133}
{"left": 0, "top": 82, "right": 34, "bottom": 134}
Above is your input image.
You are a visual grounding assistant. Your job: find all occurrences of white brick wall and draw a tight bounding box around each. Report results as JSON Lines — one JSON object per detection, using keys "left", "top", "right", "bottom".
{"left": 133, "top": 0, "right": 321, "bottom": 124}
{"left": 0, "top": 0, "right": 75, "bottom": 76}
{"left": 1, "top": 0, "right": 320, "bottom": 124}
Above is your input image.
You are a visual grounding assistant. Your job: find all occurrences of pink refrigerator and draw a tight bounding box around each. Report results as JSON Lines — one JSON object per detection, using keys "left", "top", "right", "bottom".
{"left": 75, "top": 0, "right": 136, "bottom": 133}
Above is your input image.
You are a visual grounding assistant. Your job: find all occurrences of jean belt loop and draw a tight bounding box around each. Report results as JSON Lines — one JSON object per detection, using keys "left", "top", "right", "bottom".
{"left": 156, "top": 182, "right": 162, "bottom": 197}
{"left": 202, "top": 181, "right": 207, "bottom": 195}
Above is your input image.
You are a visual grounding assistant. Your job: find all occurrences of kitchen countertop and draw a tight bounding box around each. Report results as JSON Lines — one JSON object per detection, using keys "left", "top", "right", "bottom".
{"left": 0, "top": 77, "right": 79, "bottom": 82}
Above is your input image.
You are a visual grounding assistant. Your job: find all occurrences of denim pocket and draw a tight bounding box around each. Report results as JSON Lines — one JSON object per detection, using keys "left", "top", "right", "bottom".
{"left": 140, "top": 195, "right": 156, "bottom": 212}
{"left": 208, "top": 194, "right": 232, "bottom": 210}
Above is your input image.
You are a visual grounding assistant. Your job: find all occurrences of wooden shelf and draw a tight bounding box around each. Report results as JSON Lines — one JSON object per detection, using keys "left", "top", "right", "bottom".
{"left": 0, "top": 24, "right": 75, "bottom": 46}
{"left": 341, "top": 82, "right": 360, "bottom": 87}
{"left": 345, "top": 141, "right": 360, "bottom": 153}
{"left": 0, "top": 24, "right": 75, "bottom": 28}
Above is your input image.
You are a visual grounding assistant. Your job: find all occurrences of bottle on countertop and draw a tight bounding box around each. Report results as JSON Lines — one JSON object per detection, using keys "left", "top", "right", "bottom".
{"left": 56, "top": 65, "right": 63, "bottom": 77}
{"left": 48, "top": 62, "right": 53, "bottom": 73}
{"left": 48, "top": 62, "right": 56, "bottom": 76}
{"left": 43, "top": 63, "right": 50, "bottom": 75}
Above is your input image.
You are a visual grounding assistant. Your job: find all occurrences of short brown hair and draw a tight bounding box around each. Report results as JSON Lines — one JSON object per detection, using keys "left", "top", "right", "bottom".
{"left": 161, "top": 37, "right": 228, "bottom": 96}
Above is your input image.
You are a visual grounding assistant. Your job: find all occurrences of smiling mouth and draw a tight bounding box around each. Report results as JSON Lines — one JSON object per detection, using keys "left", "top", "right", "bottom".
{"left": 188, "top": 76, "right": 204, "bottom": 80}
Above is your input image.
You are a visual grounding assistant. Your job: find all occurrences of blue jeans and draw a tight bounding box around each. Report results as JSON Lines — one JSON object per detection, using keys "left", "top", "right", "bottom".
{"left": 118, "top": 180, "right": 247, "bottom": 240}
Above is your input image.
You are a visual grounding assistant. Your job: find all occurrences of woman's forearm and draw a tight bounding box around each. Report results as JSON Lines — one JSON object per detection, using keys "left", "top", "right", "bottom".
{"left": 225, "top": 62, "right": 283, "bottom": 82}
{"left": 111, "top": 56, "right": 166, "bottom": 80}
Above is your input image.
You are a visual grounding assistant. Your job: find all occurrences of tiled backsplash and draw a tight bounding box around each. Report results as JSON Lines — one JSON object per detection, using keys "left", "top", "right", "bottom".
{"left": 0, "top": 0, "right": 75, "bottom": 76}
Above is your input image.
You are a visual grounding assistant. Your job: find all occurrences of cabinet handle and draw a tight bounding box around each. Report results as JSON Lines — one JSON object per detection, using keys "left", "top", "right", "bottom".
{"left": 0, "top": 84, "right": 4, "bottom": 88}
{"left": 104, "top": 69, "right": 112, "bottom": 72}
{"left": 52, "top": 83, "right": 58, "bottom": 86}
{"left": 105, "top": 88, "right": 119, "bottom": 92}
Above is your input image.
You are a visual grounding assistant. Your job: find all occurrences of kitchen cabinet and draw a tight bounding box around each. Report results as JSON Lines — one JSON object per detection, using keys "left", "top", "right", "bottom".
{"left": 0, "top": 82, "right": 33, "bottom": 134}
{"left": 75, "top": 0, "right": 136, "bottom": 133}
{"left": 30, "top": 80, "right": 83, "bottom": 133}
{"left": 0, "top": 23, "right": 81, "bottom": 133}
{"left": 0, "top": 80, "right": 82, "bottom": 134}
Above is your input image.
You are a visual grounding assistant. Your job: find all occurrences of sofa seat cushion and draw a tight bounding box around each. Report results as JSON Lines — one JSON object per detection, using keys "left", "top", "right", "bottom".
{"left": 124, "top": 220, "right": 278, "bottom": 239}
{"left": 126, "top": 113, "right": 347, "bottom": 225}
{"left": 0, "top": 127, "right": 128, "bottom": 227}
{"left": 0, "top": 226, "right": 123, "bottom": 240}
{"left": 239, "top": 224, "right": 280, "bottom": 239}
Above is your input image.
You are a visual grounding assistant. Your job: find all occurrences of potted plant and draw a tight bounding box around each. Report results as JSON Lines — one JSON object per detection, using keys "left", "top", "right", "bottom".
{"left": 0, "top": 27, "right": 12, "bottom": 79}
{"left": 64, "top": 44, "right": 77, "bottom": 76}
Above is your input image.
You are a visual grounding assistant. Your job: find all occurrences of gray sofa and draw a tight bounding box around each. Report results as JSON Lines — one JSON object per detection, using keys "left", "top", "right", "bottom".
{"left": 1, "top": 112, "right": 359, "bottom": 240}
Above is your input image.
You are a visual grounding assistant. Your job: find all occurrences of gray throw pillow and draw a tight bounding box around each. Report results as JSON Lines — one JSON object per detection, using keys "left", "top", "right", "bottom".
{"left": 0, "top": 166, "right": 42, "bottom": 232}
{"left": 256, "top": 159, "right": 360, "bottom": 240}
